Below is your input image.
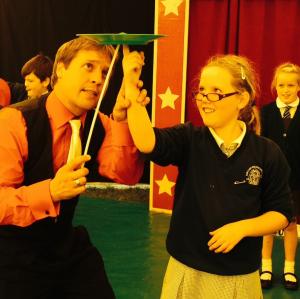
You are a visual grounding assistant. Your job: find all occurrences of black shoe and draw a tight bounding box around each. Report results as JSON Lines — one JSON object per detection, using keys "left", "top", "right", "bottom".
{"left": 260, "top": 271, "right": 273, "bottom": 289}
{"left": 283, "top": 272, "right": 299, "bottom": 290}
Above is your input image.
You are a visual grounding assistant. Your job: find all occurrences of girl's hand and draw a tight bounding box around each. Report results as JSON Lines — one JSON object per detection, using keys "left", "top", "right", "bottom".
{"left": 207, "top": 221, "right": 245, "bottom": 253}
{"left": 122, "top": 45, "right": 145, "bottom": 102}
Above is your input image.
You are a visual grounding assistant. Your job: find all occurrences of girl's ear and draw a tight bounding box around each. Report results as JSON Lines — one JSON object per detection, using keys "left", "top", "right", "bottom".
{"left": 238, "top": 91, "right": 250, "bottom": 110}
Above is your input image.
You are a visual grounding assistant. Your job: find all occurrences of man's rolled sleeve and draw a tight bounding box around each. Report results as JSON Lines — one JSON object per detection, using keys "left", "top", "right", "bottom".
{"left": 98, "top": 113, "right": 144, "bottom": 185}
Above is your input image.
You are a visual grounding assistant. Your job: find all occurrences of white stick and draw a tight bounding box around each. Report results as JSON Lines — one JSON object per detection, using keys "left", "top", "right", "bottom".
{"left": 83, "top": 44, "right": 120, "bottom": 156}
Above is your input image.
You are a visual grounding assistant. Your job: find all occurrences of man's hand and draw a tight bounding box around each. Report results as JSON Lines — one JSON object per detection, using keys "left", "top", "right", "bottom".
{"left": 207, "top": 221, "right": 246, "bottom": 253}
{"left": 49, "top": 155, "right": 91, "bottom": 202}
{"left": 112, "top": 79, "right": 150, "bottom": 122}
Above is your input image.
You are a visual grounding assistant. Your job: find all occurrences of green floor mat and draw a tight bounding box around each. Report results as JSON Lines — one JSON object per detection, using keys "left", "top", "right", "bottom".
{"left": 74, "top": 196, "right": 300, "bottom": 299}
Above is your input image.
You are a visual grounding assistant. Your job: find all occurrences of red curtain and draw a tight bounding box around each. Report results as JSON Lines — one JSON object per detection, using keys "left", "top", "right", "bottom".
{"left": 186, "top": 0, "right": 300, "bottom": 125}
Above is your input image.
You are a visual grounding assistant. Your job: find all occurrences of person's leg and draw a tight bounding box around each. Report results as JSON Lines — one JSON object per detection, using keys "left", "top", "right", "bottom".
{"left": 260, "top": 234, "right": 274, "bottom": 288}
{"left": 283, "top": 221, "right": 298, "bottom": 290}
{"left": 58, "top": 247, "right": 115, "bottom": 299}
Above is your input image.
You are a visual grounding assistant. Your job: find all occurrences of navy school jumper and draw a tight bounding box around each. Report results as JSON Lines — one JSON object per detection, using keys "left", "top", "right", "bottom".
{"left": 147, "top": 123, "right": 293, "bottom": 275}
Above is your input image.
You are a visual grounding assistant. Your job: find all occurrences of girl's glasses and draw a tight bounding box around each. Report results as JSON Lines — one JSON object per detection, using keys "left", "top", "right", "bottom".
{"left": 193, "top": 91, "right": 240, "bottom": 102}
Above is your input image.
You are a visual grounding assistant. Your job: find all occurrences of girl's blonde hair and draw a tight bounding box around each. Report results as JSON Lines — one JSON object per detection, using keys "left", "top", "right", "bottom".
{"left": 271, "top": 62, "right": 300, "bottom": 95}
{"left": 201, "top": 54, "right": 260, "bottom": 133}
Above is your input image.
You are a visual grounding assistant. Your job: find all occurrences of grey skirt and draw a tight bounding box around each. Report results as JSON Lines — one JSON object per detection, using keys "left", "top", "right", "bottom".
{"left": 160, "top": 257, "right": 263, "bottom": 299}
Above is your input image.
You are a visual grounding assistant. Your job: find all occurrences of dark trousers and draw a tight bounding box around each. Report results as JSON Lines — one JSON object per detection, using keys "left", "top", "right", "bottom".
{"left": 0, "top": 247, "right": 115, "bottom": 299}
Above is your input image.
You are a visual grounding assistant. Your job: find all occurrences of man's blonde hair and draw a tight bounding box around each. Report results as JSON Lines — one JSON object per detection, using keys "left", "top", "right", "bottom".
{"left": 51, "top": 37, "right": 115, "bottom": 87}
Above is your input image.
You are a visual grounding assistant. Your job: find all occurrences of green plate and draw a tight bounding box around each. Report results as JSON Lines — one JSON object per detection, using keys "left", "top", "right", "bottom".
{"left": 76, "top": 33, "right": 166, "bottom": 45}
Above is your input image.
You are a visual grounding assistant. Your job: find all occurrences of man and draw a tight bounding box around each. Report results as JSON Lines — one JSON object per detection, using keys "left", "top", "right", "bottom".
{"left": 0, "top": 37, "right": 145, "bottom": 299}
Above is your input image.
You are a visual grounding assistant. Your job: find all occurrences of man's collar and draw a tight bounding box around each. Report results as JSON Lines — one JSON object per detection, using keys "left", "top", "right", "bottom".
{"left": 46, "top": 91, "right": 86, "bottom": 129}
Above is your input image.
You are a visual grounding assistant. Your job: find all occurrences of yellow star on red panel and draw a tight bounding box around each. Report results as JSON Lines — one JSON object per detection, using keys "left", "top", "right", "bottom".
{"left": 161, "top": 0, "right": 183, "bottom": 16}
{"left": 158, "top": 87, "right": 179, "bottom": 109}
{"left": 155, "top": 174, "right": 176, "bottom": 196}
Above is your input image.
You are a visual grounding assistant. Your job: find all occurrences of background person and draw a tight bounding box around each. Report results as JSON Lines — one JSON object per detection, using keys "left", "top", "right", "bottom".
{"left": 21, "top": 53, "right": 53, "bottom": 99}
{"left": 260, "top": 62, "right": 300, "bottom": 290}
{"left": 0, "top": 77, "right": 11, "bottom": 108}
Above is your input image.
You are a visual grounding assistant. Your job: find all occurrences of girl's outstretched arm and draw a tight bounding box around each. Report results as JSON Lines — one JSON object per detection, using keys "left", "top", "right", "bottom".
{"left": 122, "top": 45, "right": 155, "bottom": 153}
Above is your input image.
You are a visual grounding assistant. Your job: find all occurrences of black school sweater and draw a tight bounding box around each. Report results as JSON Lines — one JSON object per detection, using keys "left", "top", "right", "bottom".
{"left": 148, "top": 122, "right": 292, "bottom": 275}
{"left": 261, "top": 102, "right": 300, "bottom": 190}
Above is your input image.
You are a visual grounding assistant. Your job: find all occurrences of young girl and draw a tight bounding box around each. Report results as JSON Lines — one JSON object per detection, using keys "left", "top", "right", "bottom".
{"left": 123, "top": 50, "right": 292, "bottom": 298}
{"left": 260, "top": 63, "right": 300, "bottom": 291}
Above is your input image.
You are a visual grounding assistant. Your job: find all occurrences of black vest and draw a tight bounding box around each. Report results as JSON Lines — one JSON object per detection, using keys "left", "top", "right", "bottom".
{"left": 0, "top": 95, "right": 107, "bottom": 266}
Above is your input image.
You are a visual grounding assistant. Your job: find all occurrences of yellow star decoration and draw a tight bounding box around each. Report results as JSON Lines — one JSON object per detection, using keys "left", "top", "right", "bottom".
{"left": 155, "top": 174, "right": 176, "bottom": 196}
{"left": 158, "top": 87, "right": 179, "bottom": 109}
{"left": 161, "top": 0, "right": 183, "bottom": 16}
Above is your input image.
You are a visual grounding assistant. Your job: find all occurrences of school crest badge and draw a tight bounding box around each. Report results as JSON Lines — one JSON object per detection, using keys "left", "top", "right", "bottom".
{"left": 246, "top": 166, "right": 263, "bottom": 186}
